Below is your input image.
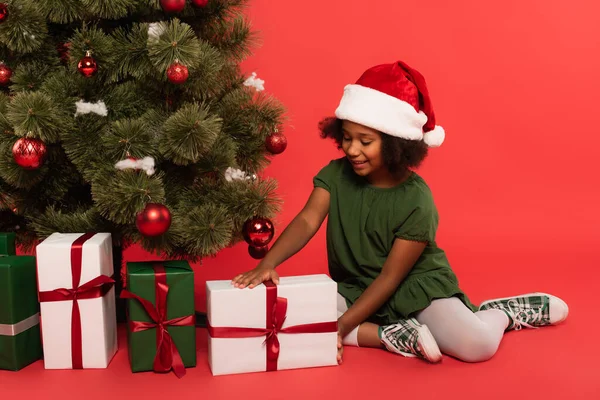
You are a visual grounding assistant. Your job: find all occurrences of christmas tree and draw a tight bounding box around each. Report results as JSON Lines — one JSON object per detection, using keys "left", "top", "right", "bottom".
{"left": 0, "top": 0, "right": 286, "bottom": 317}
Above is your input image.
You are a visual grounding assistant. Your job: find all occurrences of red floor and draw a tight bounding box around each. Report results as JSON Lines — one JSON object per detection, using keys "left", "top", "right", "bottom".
{"left": 2, "top": 247, "right": 597, "bottom": 399}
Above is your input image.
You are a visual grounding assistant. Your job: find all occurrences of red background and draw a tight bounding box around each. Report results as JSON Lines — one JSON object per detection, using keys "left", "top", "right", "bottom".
{"left": 173, "top": 0, "right": 600, "bottom": 312}
{"left": 3, "top": 0, "right": 599, "bottom": 398}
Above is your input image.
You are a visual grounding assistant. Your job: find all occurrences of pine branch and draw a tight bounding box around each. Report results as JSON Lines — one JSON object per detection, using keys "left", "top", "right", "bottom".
{"left": 171, "top": 203, "right": 234, "bottom": 257}
{"left": 28, "top": 206, "right": 113, "bottom": 239}
{"left": 6, "top": 91, "right": 71, "bottom": 143}
{"left": 147, "top": 18, "right": 202, "bottom": 74}
{"left": 81, "top": 0, "right": 140, "bottom": 20}
{"left": 38, "top": 0, "right": 85, "bottom": 24}
{"left": 101, "top": 117, "right": 161, "bottom": 162}
{"left": 101, "top": 81, "right": 153, "bottom": 120}
{"left": 0, "top": 94, "right": 11, "bottom": 132}
{"left": 159, "top": 102, "right": 222, "bottom": 165}
{"left": 60, "top": 114, "right": 109, "bottom": 180}
{"left": 0, "top": 1, "right": 48, "bottom": 54}
{"left": 91, "top": 170, "right": 166, "bottom": 224}
{"left": 9, "top": 61, "right": 57, "bottom": 92}
{"left": 67, "top": 25, "right": 117, "bottom": 81}
{"left": 110, "top": 24, "right": 155, "bottom": 81}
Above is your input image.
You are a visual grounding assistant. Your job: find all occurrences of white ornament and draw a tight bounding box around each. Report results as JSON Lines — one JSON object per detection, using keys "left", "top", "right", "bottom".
{"left": 243, "top": 72, "right": 265, "bottom": 92}
{"left": 115, "top": 156, "right": 155, "bottom": 176}
{"left": 224, "top": 167, "right": 253, "bottom": 182}
{"left": 75, "top": 100, "right": 108, "bottom": 117}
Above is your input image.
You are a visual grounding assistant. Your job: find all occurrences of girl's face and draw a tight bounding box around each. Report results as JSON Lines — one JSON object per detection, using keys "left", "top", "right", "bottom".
{"left": 341, "top": 120, "right": 385, "bottom": 179}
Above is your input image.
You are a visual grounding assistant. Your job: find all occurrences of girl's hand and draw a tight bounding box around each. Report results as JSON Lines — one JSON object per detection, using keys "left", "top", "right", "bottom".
{"left": 232, "top": 264, "right": 280, "bottom": 289}
{"left": 337, "top": 331, "right": 343, "bottom": 365}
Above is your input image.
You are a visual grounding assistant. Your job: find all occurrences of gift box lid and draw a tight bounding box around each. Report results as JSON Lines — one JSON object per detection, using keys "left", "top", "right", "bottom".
{"left": 126, "top": 260, "right": 192, "bottom": 275}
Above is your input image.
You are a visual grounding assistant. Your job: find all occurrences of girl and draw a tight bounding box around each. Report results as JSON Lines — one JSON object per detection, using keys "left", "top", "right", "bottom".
{"left": 232, "top": 61, "right": 569, "bottom": 364}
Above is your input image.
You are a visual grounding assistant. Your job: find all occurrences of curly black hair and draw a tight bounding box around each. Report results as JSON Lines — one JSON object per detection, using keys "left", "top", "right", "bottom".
{"left": 318, "top": 117, "right": 429, "bottom": 174}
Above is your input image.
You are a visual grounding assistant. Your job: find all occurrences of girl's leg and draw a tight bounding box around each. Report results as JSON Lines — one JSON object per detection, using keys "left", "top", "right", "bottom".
{"left": 415, "top": 297, "right": 509, "bottom": 362}
{"left": 337, "top": 293, "right": 441, "bottom": 362}
{"left": 415, "top": 292, "right": 569, "bottom": 362}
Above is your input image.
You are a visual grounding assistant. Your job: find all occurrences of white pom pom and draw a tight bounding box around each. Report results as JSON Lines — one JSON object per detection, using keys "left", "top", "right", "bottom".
{"left": 75, "top": 100, "right": 108, "bottom": 117}
{"left": 423, "top": 125, "right": 445, "bottom": 147}
{"left": 243, "top": 72, "right": 265, "bottom": 91}
{"left": 115, "top": 156, "right": 155, "bottom": 176}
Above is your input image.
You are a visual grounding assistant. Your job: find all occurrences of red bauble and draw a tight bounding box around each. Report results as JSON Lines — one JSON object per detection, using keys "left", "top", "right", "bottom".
{"left": 0, "top": 3, "right": 8, "bottom": 24}
{"left": 243, "top": 217, "right": 274, "bottom": 247}
{"left": 167, "top": 61, "right": 189, "bottom": 84}
{"left": 12, "top": 138, "right": 47, "bottom": 170}
{"left": 248, "top": 245, "right": 268, "bottom": 260}
{"left": 0, "top": 63, "right": 12, "bottom": 86}
{"left": 265, "top": 131, "right": 287, "bottom": 154}
{"left": 136, "top": 203, "right": 172, "bottom": 237}
{"left": 192, "top": 0, "right": 209, "bottom": 7}
{"left": 160, "top": 0, "right": 186, "bottom": 12}
{"left": 78, "top": 52, "right": 97, "bottom": 77}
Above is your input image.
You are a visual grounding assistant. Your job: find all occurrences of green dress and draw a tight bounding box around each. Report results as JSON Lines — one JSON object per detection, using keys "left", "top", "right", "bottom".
{"left": 313, "top": 157, "right": 477, "bottom": 325}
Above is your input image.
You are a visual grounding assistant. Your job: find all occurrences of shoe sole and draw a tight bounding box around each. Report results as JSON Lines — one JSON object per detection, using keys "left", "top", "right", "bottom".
{"left": 416, "top": 324, "right": 442, "bottom": 363}
{"left": 479, "top": 292, "right": 569, "bottom": 324}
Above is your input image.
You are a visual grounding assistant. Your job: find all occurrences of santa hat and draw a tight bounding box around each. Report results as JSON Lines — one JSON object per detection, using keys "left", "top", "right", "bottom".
{"left": 334, "top": 61, "right": 445, "bottom": 147}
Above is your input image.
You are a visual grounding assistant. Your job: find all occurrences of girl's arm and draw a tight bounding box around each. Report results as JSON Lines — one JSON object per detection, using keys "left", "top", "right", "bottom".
{"left": 337, "top": 239, "right": 426, "bottom": 337}
{"left": 232, "top": 187, "right": 330, "bottom": 288}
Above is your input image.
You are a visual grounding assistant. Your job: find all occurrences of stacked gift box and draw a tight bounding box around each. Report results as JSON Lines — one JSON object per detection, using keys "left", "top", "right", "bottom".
{"left": 1, "top": 230, "right": 340, "bottom": 377}
{"left": 0, "top": 232, "right": 43, "bottom": 371}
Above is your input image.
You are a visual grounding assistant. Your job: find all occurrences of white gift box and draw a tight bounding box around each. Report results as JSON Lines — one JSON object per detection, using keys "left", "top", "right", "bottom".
{"left": 36, "top": 232, "right": 118, "bottom": 369}
{"left": 206, "top": 274, "right": 338, "bottom": 376}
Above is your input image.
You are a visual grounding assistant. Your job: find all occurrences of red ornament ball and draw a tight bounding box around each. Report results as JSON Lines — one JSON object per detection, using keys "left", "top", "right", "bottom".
{"left": 266, "top": 131, "right": 287, "bottom": 154}
{"left": 78, "top": 52, "right": 97, "bottom": 77}
{"left": 167, "top": 61, "right": 189, "bottom": 84}
{"left": 160, "top": 0, "right": 186, "bottom": 13}
{"left": 0, "top": 3, "right": 8, "bottom": 24}
{"left": 136, "top": 203, "right": 172, "bottom": 237}
{"left": 243, "top": 217, "right": 274, "bottom": 247}
{"left": 0, "top": 63, "right": 12, "bottom": 86}
{"left": 192, "top": 0, "right": 209, "bottom": 7}
{"left": 248, "top": 245, "right": 268, "bottom": 260}
{"left": 12, "top": 138, "right": 47, "bottom": 170}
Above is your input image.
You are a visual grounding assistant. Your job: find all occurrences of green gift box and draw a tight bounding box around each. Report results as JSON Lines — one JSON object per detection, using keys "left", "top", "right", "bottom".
{"left": 0, "top": 232, "right": 16, "bottom": 256}
{"left": 0, "top": 255, "right": 43, "bottom": 371}
{"left": 124, "top": 260, "right": 196, "bottom": 377}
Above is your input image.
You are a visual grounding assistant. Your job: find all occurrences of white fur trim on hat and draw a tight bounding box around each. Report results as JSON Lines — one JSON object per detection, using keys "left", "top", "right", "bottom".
{"left": 335, "top": 84, "right": 427, "bottom": 141}
{"left": 423, "top": 125, "right": 445, "bottom": 147}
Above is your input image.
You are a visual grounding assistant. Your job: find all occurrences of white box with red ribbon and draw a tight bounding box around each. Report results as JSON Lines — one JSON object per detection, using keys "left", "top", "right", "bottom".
{"left": 36, "top": 232, "right": 118, "bottom": 369}
{"left": 206, "top": 274, "right": 339, "bottom": 376}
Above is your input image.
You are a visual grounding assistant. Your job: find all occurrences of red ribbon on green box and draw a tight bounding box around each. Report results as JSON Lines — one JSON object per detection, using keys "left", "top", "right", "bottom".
{"left": 120, "top": 264, "right": 195, "bottom": 378}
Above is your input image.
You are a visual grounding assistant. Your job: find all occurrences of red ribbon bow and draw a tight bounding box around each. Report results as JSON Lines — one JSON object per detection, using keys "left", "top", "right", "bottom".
{"left": 120, "top": 264, "right": 194, "bottom": 378}
{"left": 207, "top": 281, "right": 338, "bottom": 371}
{"left": 38, "top": 232, "right": 115, "bottom": 369}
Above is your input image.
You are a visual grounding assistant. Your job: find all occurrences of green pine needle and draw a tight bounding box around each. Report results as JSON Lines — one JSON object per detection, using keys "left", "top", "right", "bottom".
{"left": 6, "top": 92, "right": 70, "bottom": 143}
{"left": 171, "top": 203, "right": 234, "bottom": 257}
{"left": 38, "top": 0, "right": 85, "bottom": 24}
{"left": 92, "top": 171, "right": 166, "bottom": 225}
{"left": 147, "top": 19, "right": 202, "bottom": 73}
{"left": 159, "top": 102, "right": 222, "bottom": 165}
{"left": 0, "top": 1, "right": 47, "bottom": 54}
{"left": 81, "top": 0, "right": 138, "bottom": 20}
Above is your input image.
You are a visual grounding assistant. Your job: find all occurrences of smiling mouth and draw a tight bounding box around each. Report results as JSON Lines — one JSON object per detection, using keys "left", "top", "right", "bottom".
{"left": 350, "top": 160, "right": 367, "bottom": 165}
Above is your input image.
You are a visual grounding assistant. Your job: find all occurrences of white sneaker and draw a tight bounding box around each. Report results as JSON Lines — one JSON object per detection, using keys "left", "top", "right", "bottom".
{"left": 380, "top": 318, "right": 442, "bottom": 363}
{"left": 479, "top": 292, "right": 569, "bottom": 330}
